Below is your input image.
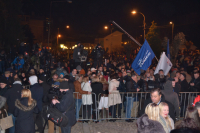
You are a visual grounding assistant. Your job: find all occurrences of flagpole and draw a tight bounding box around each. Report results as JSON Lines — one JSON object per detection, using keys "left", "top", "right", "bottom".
{"left": 110, "top": 20, "right": 159, "bottom": 62}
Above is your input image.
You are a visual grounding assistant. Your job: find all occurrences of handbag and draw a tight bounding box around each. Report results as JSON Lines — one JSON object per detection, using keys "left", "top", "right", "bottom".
{"left": 0, "top": 109, "right": 13, "bottom": 130}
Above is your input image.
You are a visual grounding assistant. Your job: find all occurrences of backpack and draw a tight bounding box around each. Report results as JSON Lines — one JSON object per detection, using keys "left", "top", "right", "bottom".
{"left": 43, "top": 102, "right": 73, "bottom": 127}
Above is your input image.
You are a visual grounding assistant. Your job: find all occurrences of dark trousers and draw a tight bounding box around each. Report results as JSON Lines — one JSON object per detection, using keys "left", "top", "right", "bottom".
{"left": 83, "top": 105, "right": 92, "bottom": 119}
{"left": 61, "top": 124, "right": 71, "bottom": 133}
{"left": 109, "top": 104, "right": 121, "bottom": 118}
{"left": 34, "top": 112, "right": 43, "bottom": 133}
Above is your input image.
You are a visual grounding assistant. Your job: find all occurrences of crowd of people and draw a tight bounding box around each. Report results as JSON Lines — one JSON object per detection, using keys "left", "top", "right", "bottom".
{"left": 0, "top": 42, "right": 200, "bottom": 133}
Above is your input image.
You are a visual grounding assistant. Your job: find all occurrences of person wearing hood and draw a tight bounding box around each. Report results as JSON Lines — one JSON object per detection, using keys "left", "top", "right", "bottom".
{"left": 161, "top": 79, "right": 180, "bottom": 119}
{"left": 29, "top": 75, "right": 43, "bottom": 133}
{"left": 4, "top": 78, "right": 23, "bottom": 133}
{"left": 19, "top": 71, "right": 29, "bottom": 85}
{"left": 39, "top": 74, "right": 51, "bottom": 105}
{"left": 14, "top": 89, "right": 38, "bottom": 133}
{"left": 0, "top": 77, "right": 8, "bottom": 96}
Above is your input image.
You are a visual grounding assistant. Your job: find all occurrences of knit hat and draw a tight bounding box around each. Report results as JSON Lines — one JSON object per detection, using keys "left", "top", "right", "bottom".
{"left": 76, "top": 65, "right": 82, "bottom": 71}
{"left": 59, "top": 81, "right": 69, "bottom": 89}
{"left": 60, "top": 73, "right": 64, "bottom": 77}
{"left": 0, "top": 78, "right": 7, "bottom": 84}
{"left": 29, "top": 75, "right": 38, "bottom": 85}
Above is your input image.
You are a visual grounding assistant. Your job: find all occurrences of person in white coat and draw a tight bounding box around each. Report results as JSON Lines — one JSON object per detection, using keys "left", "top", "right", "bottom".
{"left": 81, "top": 76, "right": 93, "bottom": 122}
{"left": 108, "top": 74, "right": 122, "bottom": 121}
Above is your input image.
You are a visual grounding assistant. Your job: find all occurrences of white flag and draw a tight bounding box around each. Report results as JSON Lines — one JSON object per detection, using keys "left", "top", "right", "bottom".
{"left": 154, "top": 52, "right": 172, "bottom": 76}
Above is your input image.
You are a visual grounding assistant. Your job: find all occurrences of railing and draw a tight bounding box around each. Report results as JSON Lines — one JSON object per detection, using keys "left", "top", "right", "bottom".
{"left": 73, "top": 92, "right": 200, "bottom": 121}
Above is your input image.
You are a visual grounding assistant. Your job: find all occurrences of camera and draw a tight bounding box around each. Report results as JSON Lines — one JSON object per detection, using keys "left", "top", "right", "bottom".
{"left": 49, "top": 86, "right": 63, "bottom": 101}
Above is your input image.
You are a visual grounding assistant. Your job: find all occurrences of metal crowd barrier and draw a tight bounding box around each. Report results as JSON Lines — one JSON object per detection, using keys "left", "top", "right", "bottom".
{"left": 73, "top": 92, "right": 200, "bottom": 121}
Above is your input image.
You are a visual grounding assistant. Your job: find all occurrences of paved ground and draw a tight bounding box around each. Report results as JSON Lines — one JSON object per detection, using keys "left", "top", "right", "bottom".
{"left": 43, "top": 120, "right": 138, "bottom": 133}
{"left": 43, "top": 120, "right": 182, "bottom": 133}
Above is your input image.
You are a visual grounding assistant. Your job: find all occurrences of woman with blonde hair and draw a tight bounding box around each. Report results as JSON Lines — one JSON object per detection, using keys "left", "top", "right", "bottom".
{"left": 137, "top": 103, "right": 165, "bottom": 133}
{"left": 158, "top": 102, "right": 174, "bottom": 133}
{"left": 14, "top": 89, "right": 38, "bottom": 133}
{"left": 81, "top": 76, "right": 92, "bottom": 123}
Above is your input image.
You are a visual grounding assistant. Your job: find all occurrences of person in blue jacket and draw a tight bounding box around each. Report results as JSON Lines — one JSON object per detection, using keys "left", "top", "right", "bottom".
{"left": 12, "top": 55, "right": 25, "bottom": 70}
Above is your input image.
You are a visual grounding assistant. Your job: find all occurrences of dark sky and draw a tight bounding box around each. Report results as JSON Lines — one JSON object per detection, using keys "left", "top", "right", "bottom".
{"left": 22, "top": 0, "right": 200, "bottom": 47}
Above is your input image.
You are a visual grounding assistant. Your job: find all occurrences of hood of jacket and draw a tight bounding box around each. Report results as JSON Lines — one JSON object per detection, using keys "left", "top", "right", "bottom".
{"left": 29, "top": 75, "right": 38, "bottom": 85}
{"left": 163, "top": 80, "right": 173, "bottom": 92}
{"left": 0, "top": 96, "right": 6, "bottom": 109}
{"left": 15, "top": 99, "right": 37, "bottom": 111}
{"left": 137, "top": 114, "right": 165, "bottom": 133}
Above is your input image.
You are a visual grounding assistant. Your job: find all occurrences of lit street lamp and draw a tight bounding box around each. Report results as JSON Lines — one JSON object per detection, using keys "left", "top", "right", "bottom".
{"left": 170, "top": 21, "right": 174, "bottom": 45}
{"left": 57, "top": 34, "right": 61, "bottom": 46}
{"left": 131, "top": 10, "right": 146, "bottom": 41}
{"left": 66, "top": 25, "right": 70, "bottom": 29}
{"left": 104, "top": 26, "right": 108, "bottom": 29}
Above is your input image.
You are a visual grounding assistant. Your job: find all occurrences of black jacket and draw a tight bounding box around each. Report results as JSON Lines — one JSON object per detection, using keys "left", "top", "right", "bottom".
{"left": 91, "top": 82, "right": 103, "bottom": 109}
{"left": 125, "top": 76, "right": 138, "bottom": 97}
{"left": 189, "top": 77, "right": 200, "bottom": 92}
{"left": 14, "top": 98, "right": 38, "bottom": 133}
{"left": 4, "top": 83, "right": 23, "bottom": 114}
{"left": 30, "top": 83, "right": 43, "bottom": 112}
{"left": 174, "top": 82, "right": 181, "bottom": 95}
{"left": 55, "top": 90, "right": 76, "bottom": 126}
{"left": 180, "top": 79, "right": 189, "bottom": 92}
{"left": 40, "top": 82, "right": 51, "bottom": 105}
{"left": 73, "top": 47, "right": 81, "bottom": 63}
{"left": 139, "top": 95, "right": 176, "bottom": 122}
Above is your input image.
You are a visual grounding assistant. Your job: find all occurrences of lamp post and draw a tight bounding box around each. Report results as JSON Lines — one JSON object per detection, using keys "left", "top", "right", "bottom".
{"left": 170, "top": 21, "right": 174, "bottom": 45}
{"left": 48, "top": 1, "right": 72, "bottom": 47}
{"left": 131, "top": 10, "right": 146, "bottom": 41}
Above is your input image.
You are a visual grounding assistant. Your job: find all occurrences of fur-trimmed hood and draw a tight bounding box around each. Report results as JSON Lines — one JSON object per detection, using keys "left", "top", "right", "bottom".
{"left": 0, "top": 96, "right": 6, "bottom": 109}
{"left": 137, "top": 114, "right": 165, "bottom": 133}
{"left": 15, "top": 99, "right": 37, "bottom": 111}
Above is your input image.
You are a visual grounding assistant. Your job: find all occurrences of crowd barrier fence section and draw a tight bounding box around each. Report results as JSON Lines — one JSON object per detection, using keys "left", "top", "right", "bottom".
{"left": 73, "top": 92, "right": 200, "bottom": 121}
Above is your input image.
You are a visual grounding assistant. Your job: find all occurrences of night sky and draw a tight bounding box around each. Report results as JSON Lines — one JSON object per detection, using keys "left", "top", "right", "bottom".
{"left": 22, "top": 0, "right": 200, "bottom": 47}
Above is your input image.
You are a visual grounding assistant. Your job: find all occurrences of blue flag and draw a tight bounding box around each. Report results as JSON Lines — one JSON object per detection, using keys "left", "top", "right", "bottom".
{"left": 167, "top": 39, "right": 170, "bottom": 59}
{"left": 131, "top": 39, "right": 155, "bottom": 75}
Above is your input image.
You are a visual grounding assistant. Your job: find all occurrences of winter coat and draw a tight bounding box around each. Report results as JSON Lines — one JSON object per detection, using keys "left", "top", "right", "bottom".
{"left": 74, "top": 80, "right": 88, "bottom": 99}
{"left": 173, "top": 82, "right": 181, "bottom": 95}
{"left": 180, "top": 79, "right": 189, "bottom": 92}
{"left": 0, "top": 86, "right": 8, "bottom": 97}
{"left": 4, "top": 81, "right": 23, "bottom": 114}
{"left": 55, "top": 90, "right": 76, "bottom": 127}
{"left": 14, "top": 98, "right": 38, "bottom": 133}
{"left": 91, "top": 82, "right": 103, "bottom": 109}
{"left": 137, "top": 114, "right": 165, "bottom": 133}
{"left": 189, "top": 77, "right": 200, "bottom": 92}
{"left": 125, "top": 76, "right": 138, "bottom": 97}
{"left": 161, "top": 80, "right": 180, "bottom": 117}
{"left": 40, "top": 82, "right": 51, "bottom": 105}
{"left": 108, "top": 79, "right": 122, "bottom": 107}
{"left": 81, "top": 82, "right": 93, "bottom": 105}
{"left": 139, "top": 95, "right": 176, "bottom": 122}
{"left": 30, "top": 83, "right": 43, "bottom": 112}
{"left": 158, "top": 115, "right": 174, "bottom": 133}
{"left": 12, "top": 57, "right": 24, "bottom": 70}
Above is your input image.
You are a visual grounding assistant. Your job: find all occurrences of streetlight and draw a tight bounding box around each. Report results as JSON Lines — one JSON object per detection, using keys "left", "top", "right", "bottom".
{"left": 104, "top": 26, "right": 108, "bottom": 29}
{"left": 48, "top": 1, "right": 72, "bottom": 47}
{"left": 57, "top": 34, "right": 61, "bottom": 46}
{"left": 170, "top": 21, "right": 174, "bottom": 45}
{"left": 131, "top": 10, "right": 146, "bottom": 41}
{"left": 66, "top": 25, "right": 70, "bottom": 29}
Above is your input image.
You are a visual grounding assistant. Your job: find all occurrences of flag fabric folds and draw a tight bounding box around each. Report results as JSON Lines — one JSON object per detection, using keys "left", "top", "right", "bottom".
{"left": 154, "top": 52, "right": 172, "bottom": 76}
{"left": 131, "top": 39, "right": 155, "bottom": 75}
{"left": 167, "top": 39, "right": 170, "bottom": 59}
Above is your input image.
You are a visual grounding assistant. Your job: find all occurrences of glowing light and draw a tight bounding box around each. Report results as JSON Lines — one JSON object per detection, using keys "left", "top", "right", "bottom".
{"left": 131, "top": 10, "right": 136, "bottom": 14}
{"left": 66, "top": 25, "right": 70, "bottom": 29}
{"left": 89, "top": 47, "right": 91, "bottom": 49}
{"left": 104, "top": 26, "right": 108, "bottom": 29}
{"left": 58, "top": 34, "right": 61, "bottom": 37}
{"left": 60, "top": 44, "right": 64, "bottom": 48}
{"left": 75, "top": 45, "right": 77, "bottom": 47}
{"left": 170, "top": 21, "right": 173, "bottom": 24}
